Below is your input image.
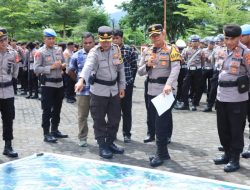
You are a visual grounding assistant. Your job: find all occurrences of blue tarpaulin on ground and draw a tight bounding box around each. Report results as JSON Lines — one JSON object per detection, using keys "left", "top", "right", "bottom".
{"left": 0, "top": 153, "right": 249, "bottom": 190}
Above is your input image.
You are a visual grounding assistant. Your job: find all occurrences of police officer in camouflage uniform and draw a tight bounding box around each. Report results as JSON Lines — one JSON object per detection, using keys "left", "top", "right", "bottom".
{"left": 75, "top": 26, "right": 126, "bottom": 159}
{"left": 138, "top": 24, "right": 181, "bottom": 167}
{"left": 213, "top": 24, "right": 250, "bottom": 172}
{"left": 0, "top": 28, "right": 19, "bottom": 157}
{"left": 34, "top": 28, "right": 68, "bottom": 143}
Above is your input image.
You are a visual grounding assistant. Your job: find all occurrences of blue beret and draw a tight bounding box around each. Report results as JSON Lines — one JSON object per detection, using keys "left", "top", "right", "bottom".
{"left": 43, "top": 28, "right": 57, "bottom": 37}
{"left": 241, "top": 24, "right": 250, "bottom": 35}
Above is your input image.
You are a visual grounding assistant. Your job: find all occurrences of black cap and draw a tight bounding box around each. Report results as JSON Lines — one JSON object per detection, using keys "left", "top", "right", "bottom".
{"left": 0, "top": 28, "right": 7, "bottom": 40}
{"left": 98, "top": 26, "right": 113, "bottom": 42}
{"left": 223, "top": 24, "right": 241, "bottom": 37}
{"left": 148, "top": 24, "right": 163, "bottom": 37}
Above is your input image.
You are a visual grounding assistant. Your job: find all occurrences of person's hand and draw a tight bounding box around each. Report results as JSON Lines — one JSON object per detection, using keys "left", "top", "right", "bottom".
{"left": 119, "top": 89, "right": 125, "bottom": 98}
{"left": 75, "top": 78, "right": 84, "bottom": 92}
{"left": 61, "top": 63, "right": 66, "bottom": 70}
{"left": 163, "top": 84, "right": 172, "bottom": 95}
{"left": 51, "top": 60, "right": 62, "bottom": 70}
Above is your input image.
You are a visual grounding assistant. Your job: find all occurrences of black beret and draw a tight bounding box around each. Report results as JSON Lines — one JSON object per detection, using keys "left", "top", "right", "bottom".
{"left": 0, "top": 28, "right": 7, "bottom": 40}
{"left": 148, "top": 24, "right": 163, "bottom": 36}
{"left": 98, "top": 26, "right": 113, "bottom": 42}
{"left": 223, "top": 24, "right": 242, "bottom": 37}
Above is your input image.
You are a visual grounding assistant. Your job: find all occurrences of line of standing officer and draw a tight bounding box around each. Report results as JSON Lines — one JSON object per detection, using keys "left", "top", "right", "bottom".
{"left": 34, "top": 28, "right": 68, "bottom": 143}
{"left": 0, "top": 28, "right": 19, "bottom": 157}
{"left": 75, "top": 26, "right": 126, "bottom": 159}
{"left": 213, "top": 24, "right": 250, "bottom": 172}
{"left": 138, "top": 24, "right": 181, "bottom": 167}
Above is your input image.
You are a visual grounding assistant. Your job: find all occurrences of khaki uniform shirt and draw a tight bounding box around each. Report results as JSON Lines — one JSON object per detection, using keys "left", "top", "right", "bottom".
{"left": 202, "top": 48, "right": 214, "bottom": 69}
{"left": 138, "top": 42, "right": 181, "bottom": 96}
{"left": 0, "top": 47, "right": 19, "bottom": 99}
{"left": 80, "top": 44, "right": 126, "bottom": 97}
{"left": 182, "top": 47, "right": 204, "bottom": 68}
{"left": 34, "top": 45, "right": 65, "bottom": 88}
{"left": 217, "top": 42, "right": 250, "bottom": 102}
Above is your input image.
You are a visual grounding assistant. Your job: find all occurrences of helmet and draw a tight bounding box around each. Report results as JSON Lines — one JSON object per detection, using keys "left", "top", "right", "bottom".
{"left": 176, "top": 39, "right": 187, "bottom": 48}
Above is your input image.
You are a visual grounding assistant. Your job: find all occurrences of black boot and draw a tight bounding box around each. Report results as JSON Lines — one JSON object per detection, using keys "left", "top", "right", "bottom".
{"left": 242, "top": 145, "right": 250, "bottom": 158}
{"left": 150, "top": 145, "right": 170, "bottom": 167}
{"left": 175, "top": 104, "right": 190, "bottom": 110}
{"left": 97, "top": 138, "right": 113, "bottom": 159}
{"left": 3, "top": 140, "right": 18, "bottom": 158}
{"left": 213, "top": 152, "right": 230, "bottom": 165}
{"left": 107, "top": 138, "right": 124, "bottom": 154}
{"left": 224, "top": 153, "right": 240, "bottom": 172}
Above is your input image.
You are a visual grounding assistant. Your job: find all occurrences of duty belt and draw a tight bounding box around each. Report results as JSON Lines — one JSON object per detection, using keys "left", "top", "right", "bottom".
{"left": 148, "top": 77, "right": 168, "bottom": 84}
{"left": 0, "top": 81, "right": 13, "bottom": 88}
{"left": 95, "top": 78, "right": 117, "bottom": 86}
{"left": 181, "top": 65, "right": 187, "bottom": 69}
{"left": 218, "top": 80, "right": 237, "bottom": 87}
{"left": 45, "top": 78, "right": 63, "bottom": 83}
{"left": 204, "top": 66, "right": 212, "bottom": 70}
{"left": 188, "top": 65, "right": 202, "bottom": 70}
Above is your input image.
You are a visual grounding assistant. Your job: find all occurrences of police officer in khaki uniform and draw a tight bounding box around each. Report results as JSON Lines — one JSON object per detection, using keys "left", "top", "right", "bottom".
{"left": 34, "top": 28, "right": 68, "bottom": 143}
{"left": 138, "top": 24, "right": 181, "bottom": 167}
{"left": 75, "top": 26, "right": 126, "bottom": 159}
{"left": 240, "top": 24, "right": 250, "bottom": 158}
{"left": 0, "top": 28, "right": 19, "bottom": 157}
{"left": 213, "top": 24, "right": 250, "bottom": 172}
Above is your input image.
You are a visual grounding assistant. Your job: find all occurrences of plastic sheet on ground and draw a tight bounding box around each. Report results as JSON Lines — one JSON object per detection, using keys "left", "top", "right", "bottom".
{"left": 0, "top": 153, "right": 249, "bottom": 190}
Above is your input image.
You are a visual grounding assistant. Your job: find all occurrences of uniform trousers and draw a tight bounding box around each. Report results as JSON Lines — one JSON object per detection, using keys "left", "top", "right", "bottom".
{"left": 207, "top": 71, "right": 219, "bottom": 108}
{"left": 77, "top": 95, "right": 90, "bottom": 140}
{"left": 121, "top": 83, "right": 134, "bottom": 137}
{"left": 90, "top": 93, "right": 121, "bottom": 140}
{"left": 0, "top": 98, "right": 15, "bottom": 141}
{"left": 63, "top": 73, "right": 76, "bottom": 100}
{"left": 176, "top": 68, "right": 187, "bottom": 102}
{"left": 144, "top": 78, "right": 152, "bottom": 137}
{"left": 201, "top": 69, "right": 213, "bottom": 99}
{"left": 41, "top": 86, "right": 64, "bottom": 135}
{"left": 148, "top": 95, "right": 173, "bottom": 145}
{"left": 216, "top": 100, "right": 247, "bottom": 154}
{"left": 28, "top": 70, "right": 38, "bottom": 96}
{"left": 181, "top": 69, "right": 202, "bottom": 106}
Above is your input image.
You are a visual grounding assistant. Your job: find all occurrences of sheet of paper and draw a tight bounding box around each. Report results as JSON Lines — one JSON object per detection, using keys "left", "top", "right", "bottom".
{"left": 151, "top": 92, "right": 175, "bottom": 116}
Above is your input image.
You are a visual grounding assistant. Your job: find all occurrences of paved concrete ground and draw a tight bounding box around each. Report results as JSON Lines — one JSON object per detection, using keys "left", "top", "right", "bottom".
{"left": 0, "top": 76, "right": 250, "bottom": 187}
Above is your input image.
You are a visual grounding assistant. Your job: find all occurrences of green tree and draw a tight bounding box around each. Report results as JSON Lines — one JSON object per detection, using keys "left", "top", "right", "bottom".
{"left": 86, "top": 12, "right": 109, "bottom": 33}
{"left": 177, "top": 0, "right": 250, "bottom": 35}
{"left": 119, "top": 0, "right": 192, "bottom": 40}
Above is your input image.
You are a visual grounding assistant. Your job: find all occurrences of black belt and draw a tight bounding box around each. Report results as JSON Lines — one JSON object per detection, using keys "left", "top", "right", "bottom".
{"left": 0, "top": 81, "right": 13, "bottom": 88}
{"left": 95, "top": 78, "right": 117, "bottom": 86}
{"left": 45, "top": 78, "right": 63, "bottom": 83}
{"left": 218, "top": 80, "right": 238, "bottom": 87}
{"left": 148, "top": 77, "right": 168, "bottom": 84}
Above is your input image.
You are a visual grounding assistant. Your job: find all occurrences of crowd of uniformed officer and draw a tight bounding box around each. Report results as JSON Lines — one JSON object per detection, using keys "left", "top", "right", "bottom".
{"left": 0, "top": 23, "right": 250, "bottom": 173}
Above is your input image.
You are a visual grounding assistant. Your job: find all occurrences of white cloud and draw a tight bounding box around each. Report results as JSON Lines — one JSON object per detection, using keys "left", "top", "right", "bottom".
{"left": 102, "top": 0, "right": 129, "bottom": 13}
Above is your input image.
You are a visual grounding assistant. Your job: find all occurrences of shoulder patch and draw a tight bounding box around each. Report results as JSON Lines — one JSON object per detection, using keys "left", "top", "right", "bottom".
{"left": 170, "top": 46, "right": 181, "bottom": 62}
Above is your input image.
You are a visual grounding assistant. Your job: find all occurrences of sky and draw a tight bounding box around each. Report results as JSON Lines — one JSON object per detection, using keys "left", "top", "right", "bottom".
{"left": 102, "top": 0, "right": 129, "bottom": 13}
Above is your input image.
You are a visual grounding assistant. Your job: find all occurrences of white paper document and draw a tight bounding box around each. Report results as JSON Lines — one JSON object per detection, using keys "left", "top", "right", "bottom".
{"left": 151, "top": 92, "right": 175, "bottom": 116}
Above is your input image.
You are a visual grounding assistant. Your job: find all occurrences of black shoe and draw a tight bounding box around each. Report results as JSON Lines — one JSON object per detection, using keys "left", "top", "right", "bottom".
{"left": 242, "top": 150, "right": 250, "bottom": 158}
{"left": 150, "top": 156, "right": 167, "bottom": 167}
{"left": 99, "top": 147, "right": 113, "bottom": 159}
{"left": 44, "top": 134, "right": 57, "bottom": 143}
{"left": 124, "top": 136, "right": 131, "bottom": 143}
{"left": 224, "top": 161, "right": 240, "bottom": 172}
{"left": 190, "top": 105, "right": 197, "bottom": 111}
{"left": 167, "top": 138, "right": 171, "bottom": 144}
{"left": 213, "top": 154, "right": 230, "bottom": 165}
{"left": 175, "top": 104, "right": 190, "bottom": 110}
{"left": 30, "top": 95, "right": 39, "bottom": 99}
{"left": 218, "top": 146, "right": 224, "bottom": 152}
{"left": 143, "top": 136, "right": 155, "bottom": 143}
{"left": 20, "top": 92, "right": 27, "bottom": 95}
{"left": 109, "top": 143, "right": 124, "bottom": 154}
{"left": 26, "top": 95, "right": 32, "bottom": 99}
{"left": 51, "top": 131, "right": 68, "bottom": 138}
{"left": 3, "top": 147, "right": 18, "bottom": 157}
{"left": 203, "top": 107, "right": 212, "bottom": 112}
{"left": 66, "top": 99, "right": 75, "bottom": 103}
